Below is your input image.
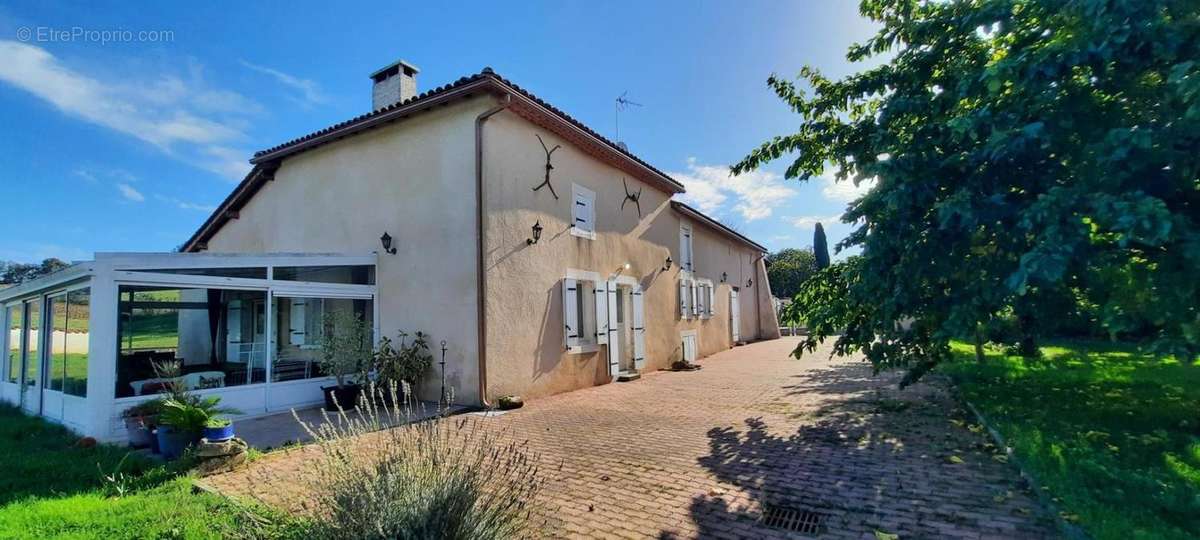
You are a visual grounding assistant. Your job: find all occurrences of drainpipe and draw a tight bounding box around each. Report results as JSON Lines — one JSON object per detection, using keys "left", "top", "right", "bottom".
{"left": 474, "top": 92, "right": 511, "bottom": 409}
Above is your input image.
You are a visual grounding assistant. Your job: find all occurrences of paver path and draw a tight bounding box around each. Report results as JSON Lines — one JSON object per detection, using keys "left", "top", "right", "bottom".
{"left": 206, "top": 337, "right": 1057, "bottom": 538}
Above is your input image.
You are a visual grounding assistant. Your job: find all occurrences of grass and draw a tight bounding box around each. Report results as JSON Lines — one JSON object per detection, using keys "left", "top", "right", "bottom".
{"left": 941, "top": 340, "right": 1200, "bottom": 540}
{"left": 0, "top": 404, "right": 299, "bottom": 539}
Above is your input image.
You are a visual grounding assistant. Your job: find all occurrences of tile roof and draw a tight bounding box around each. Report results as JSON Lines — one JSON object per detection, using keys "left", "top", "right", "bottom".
{"left": 671, "top": 200, "right": 768, "bottom": 253}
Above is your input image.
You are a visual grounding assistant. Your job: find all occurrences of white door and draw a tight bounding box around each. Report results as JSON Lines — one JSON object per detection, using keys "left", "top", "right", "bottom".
{"left": 682, "top": 333, "right": 697, "bottom": 363}
{"left": 632, "top": 287, "right": 646, "bottom": 370}
{"left": 20, "top": 298, "right": 42, "bottom": 415}
{"left": 605, "top": 280, "right": 619, "bottom": 378}
{"left": 729, "top": 289, "right": 741, "bottom": 343}
{"left": 40, "top": 294, "right": 66, "bottom": 422}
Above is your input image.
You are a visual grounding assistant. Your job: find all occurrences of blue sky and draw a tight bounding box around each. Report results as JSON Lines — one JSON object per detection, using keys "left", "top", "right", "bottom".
{"left": 0, "top": 1, "right": 879, "bottom": 263}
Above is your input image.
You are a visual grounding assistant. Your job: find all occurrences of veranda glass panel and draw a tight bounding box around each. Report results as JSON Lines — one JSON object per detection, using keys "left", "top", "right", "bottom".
{"left": 272, "top": 265, "right": 375, "bottom": 285}
{"left": 116, "top": 285, "right": 267, "bottom": 398}
{"left": 46, "top": 295, "right": 67, "bottom": 392}
{"left": 6, "top": 304, "right": 20, "bottom": 383}
{"left": 23, "top": 299, "right": 39, "bottom": 387}
{"left": 272, "top": 296, "right": 373, "bottom": 382}
{"left": 65, "top": 288, "right": 89, "bottom": 397}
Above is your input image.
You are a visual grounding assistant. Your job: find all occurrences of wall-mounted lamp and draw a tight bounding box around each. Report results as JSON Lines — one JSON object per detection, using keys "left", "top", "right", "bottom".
{"left": 746, "top": 278, "right": 753, "bottom": 287}
{"left": 661, "top": 256, "right": 673, "bottom": 272}
{"left": 380, "top": 232, "right": 397, "bottom": 255}
{"left": 721, "top": 272, "right": 727, "bottom": 283}
{"left": 526, "top": 220, "right": 544, "bottom": 245}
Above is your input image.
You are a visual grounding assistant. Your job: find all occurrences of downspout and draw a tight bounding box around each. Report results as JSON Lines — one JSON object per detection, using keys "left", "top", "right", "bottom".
{"left": 475, "top": 92, "right": 511, "bottom": 408}
{"left": 754, "top": 254, "right": 764, "bottom": 340}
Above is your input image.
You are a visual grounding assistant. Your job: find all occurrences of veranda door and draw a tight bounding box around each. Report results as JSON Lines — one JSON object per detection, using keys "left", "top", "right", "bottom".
{"left": 39, "top": 293, "right": 67, "bottom": 421}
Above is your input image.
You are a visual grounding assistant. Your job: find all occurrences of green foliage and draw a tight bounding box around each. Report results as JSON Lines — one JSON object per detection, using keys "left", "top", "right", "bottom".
{"left": 0, "top": 258, "right": 70, "bottom": 285}
{"left": 158, "top": 395, "right": 240, "bottom": 436}
{"left": 766, "top": 248, "right": 818, "bottom": 299}
{"left": 735, "top": 0, "right": 1200, "bottom": 377}
{"left": 813, "top": 223, "right": 830, "bottom": 269}
{"left": 294, "top": 396, "right": 544, "bottom": 539}
{"left": 373, "top": 330, "right": 434, "bottom": 393}
{"left": 942, "top": 341, "right": 1200, "bottom": 539}
{"left": 318, "top": 309, "right": 373, "bottom": 389}
{"left": 0, "top": 406, "right": 299, "bottom": 539}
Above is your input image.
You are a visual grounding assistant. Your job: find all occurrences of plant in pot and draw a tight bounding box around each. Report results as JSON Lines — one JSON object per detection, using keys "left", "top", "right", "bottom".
{"left": 121, "top": 398, "right": 164, "bottom": 449}
{"left": 318, "top": 309, "right": 373, "bottom": 412}
{"left": 156, "top": 395, "right": 241, "bottom": 459}
{"left": 372, "top": 330, "right": 433, "bottom": 404}
{"left": 203, "top": 417, "right": 235, "bottom": 443}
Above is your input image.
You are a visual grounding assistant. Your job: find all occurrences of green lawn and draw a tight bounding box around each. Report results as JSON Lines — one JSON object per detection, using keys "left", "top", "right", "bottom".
{"left": 941, "top": 341, "right": 1200, "bottom": 540}
{"left": 0, "top": 405, "right": 298, "bottom": 539}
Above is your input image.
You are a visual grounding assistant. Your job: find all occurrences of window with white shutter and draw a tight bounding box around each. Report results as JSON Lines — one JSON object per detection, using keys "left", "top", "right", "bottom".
{"left": 679, "top": 224, "right": 694, "bottom": 272}
{"left": 563, "top": 278, "right": 580, "bottom": 349}
{"left": 571, "top": 184, "right": 596, "bottom": 239}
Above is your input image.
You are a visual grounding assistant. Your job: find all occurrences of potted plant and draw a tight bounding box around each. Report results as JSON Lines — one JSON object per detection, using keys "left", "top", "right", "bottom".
{"left": 372, "top": 330, "right": 433, "bottom": 404}
{"left": 318, "top": 309, "right": 373, "bottom": 412}
{"left": 121, "top": 398, "right": 163, "bottom": 449}
{"left": 203, "top": 417, "right": 235, "bottom": 443}
{"left": 156, "top": 395, "right": 241, "bottom": 459}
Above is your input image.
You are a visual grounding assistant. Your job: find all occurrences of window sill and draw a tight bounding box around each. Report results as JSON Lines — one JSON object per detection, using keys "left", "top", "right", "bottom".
{"left": 567, "top": 343, "right": 598, "bottom": 355}
{"left": 570, "top": 227, "right": 596, "bottom": 240}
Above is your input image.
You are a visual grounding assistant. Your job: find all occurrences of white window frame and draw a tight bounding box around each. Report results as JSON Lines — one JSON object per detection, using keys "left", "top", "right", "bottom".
{"left": 563, "top": 269, "right": 601, "bottom": 354}
{"left": 570, "top": 184, "right": 596, "bottom": 240}
{"left": 695, "top": 279, "right": 715, "bottom": 319}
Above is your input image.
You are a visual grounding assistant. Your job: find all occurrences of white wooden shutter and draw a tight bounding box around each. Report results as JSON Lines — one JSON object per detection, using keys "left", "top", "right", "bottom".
{"left": 707, "top": 285, "right": 716, "bottom": 317}
{"left": 679, "top": 281, "right": 688, "bottom": 318}
{"left": 690, "top": 283, "right": 699, "bottom": 317}
{"left": 605, "top": 280, "right": 619, "bottom": 377}
{"left": 632, "top": 287, "right": 646, "bottom": 370}
{"left": 563, "top": 278, "right": 579, "bottom": 349}
{"left": 289, "top": 299, "right": 306, "bottom": 346}
{"left": 594, "top": 280, "right": 608, "bottom": 344}
{"left": 226, "top": 300, "right": 243, "bottom": 343}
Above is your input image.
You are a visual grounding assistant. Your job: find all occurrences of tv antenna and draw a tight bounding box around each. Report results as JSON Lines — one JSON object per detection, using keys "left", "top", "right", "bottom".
{"left": 614, "top": 91, "right": 642, "bottom": 146}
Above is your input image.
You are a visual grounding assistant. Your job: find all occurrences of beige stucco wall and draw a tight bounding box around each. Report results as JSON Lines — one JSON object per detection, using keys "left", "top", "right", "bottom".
{"left": 481, "top": 109, "right": 777, "bottom": 401}
{"left": 203, "top": 97, "right": 495, "bottom": 404}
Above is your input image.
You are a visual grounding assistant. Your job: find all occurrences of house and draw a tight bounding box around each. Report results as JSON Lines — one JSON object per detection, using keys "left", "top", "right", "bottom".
{"left": 0, "top": 62, "right": 780, "bottom": 441}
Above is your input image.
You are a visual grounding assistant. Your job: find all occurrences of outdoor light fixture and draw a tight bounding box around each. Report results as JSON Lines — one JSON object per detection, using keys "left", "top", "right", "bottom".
{"left": 527, "top": 220, "right": 544, "bottom": 245}
{"left": 746, "top": 278, "right": 753, "bottom": 287}
{"left": 662, "top": 256, "right": 673, "bottom": 271}
{"left": 721, "top": 272, "right": 727, "bottom": 283}
{"left": 379, "top": 232, "right": 397, "bottom": 254}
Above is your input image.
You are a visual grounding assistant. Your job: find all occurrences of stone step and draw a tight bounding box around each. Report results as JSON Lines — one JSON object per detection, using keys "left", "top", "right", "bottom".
{"left": 616, "top": 371, "right": 641, "bottom": 382}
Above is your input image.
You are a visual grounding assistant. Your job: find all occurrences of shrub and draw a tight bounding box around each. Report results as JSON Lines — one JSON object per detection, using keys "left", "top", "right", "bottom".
{"left": 319, "top": 310, "right": 373, "bottom": 389}
{"left": 294, "top": 385, "right": 545, "bottom": 539}
{"left": 373, "top": 331, "right": 434, "bottom": 395}
{"left": 158, "top": 396, "right": 240, "bottom": 436}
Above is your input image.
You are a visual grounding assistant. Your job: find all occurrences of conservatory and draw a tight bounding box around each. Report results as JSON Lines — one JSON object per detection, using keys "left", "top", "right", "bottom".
{"left": 0, "top": 252, "right": 377, "bottom": 441}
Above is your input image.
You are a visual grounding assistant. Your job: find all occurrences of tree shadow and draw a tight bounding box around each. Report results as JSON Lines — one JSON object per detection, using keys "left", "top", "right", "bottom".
{"left": 683, "top": 361, "right": 1058, "bottom": 538}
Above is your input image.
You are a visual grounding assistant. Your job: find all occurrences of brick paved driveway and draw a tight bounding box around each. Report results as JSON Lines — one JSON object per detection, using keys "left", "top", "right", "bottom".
{"left": 207, "top": 337, "right": 1056, "bottom": 539}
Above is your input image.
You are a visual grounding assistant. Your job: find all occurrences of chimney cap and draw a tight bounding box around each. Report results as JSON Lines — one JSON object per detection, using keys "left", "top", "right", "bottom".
{"left": 369, "top": 59, "right": 420, "bottom": 82}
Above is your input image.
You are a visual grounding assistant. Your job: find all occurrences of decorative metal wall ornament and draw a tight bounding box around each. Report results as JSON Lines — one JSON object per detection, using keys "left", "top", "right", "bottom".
{"left": 531, "top": 134, "right": 561, "bottom": 199}
{"left": 621, "top": 178, "right": 643, "bottom": 217}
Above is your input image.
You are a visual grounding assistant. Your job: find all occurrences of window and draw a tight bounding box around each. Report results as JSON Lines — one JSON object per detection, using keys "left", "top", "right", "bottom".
{"left": 116, "top": 285, "right": 267, "bottom": 398}
{"left": 273, "top": 296, "right": 373, "bottom": 382}
{"left": 45, "top": 288, "right": 90, "bottom": 397}
{"left": 46, "top": 294, "right": 66, "bottom": 392}
{"left": 273, "top": 265, "right": 375, "bottom": 285}
{"left": 562, "top": 278, "right": 597, "bottom": 351}
{"left": 23, "top": 299, "right": 39, "bottom": 387}
{"left": 679, "top": 224, "right": 694, "bottom": 272}
{"left": 5, "top": 304, "right": 20, "bottom": 384}
{"left": 571, "top": 184, "right": 596, "bottom": 239}
{"left": 697, "top": 282, "right": 716, "bottom": 319}
{"left": 133, "top": 267, "right": 267, "bottom": 279}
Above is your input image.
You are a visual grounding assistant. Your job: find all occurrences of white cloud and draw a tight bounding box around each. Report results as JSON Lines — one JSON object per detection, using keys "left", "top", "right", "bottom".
{"left": 671, "top": 158, "right": 796, "bottom": 221}
{"left": 116, "top": 183, "right": 144, "bottom": 202}
{"left": 155, "top": 194, "right": 216, "bottom": 212}
{"left": 0, "top": 41, "right": 255, "bottom": 180}
{"left": 240, "top": 60, "right": 326, "bottom": 107}
{"left": 819, "top": 174, "right": 877, "bottom": 203}
{"left": 789, "top": 214, "right": 841, "bottom": 229}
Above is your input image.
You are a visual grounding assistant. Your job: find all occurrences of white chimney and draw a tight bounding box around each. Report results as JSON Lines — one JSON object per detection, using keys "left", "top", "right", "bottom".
{"left": 370, "top": 59, "right": 419, "bottom": 110}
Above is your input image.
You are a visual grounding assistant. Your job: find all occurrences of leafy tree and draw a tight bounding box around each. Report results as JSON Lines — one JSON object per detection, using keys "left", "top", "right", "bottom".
{"left": 766, "top": 248, "right": 818, "bottom": 299}
{"left": 813, "top": 223, "right": 831, "bottom": 269}
{"left": 0, "top": 258, "right": 71, "bottom": 285}
{"left": 735, "top": 0, "right": 1200, "bottom": 380}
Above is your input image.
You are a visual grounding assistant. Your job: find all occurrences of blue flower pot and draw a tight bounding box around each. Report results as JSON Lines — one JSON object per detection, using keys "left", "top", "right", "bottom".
{"left": 203, "top": 423, "right": 235, "bottom": 442}
{"left": 156, "top": 425, "right": 198, "bottom": 460}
